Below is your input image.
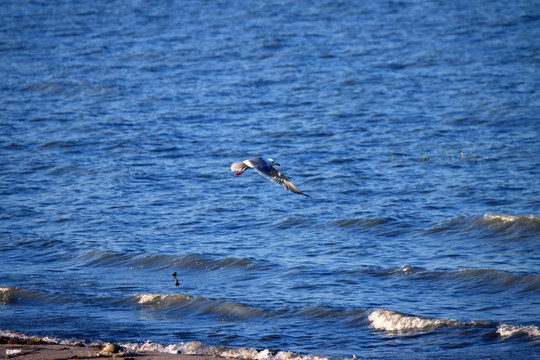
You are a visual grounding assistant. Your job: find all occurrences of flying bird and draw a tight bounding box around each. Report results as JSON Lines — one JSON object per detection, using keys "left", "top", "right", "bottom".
{"left": 231, "top": 157, "right": 309, "bottom": 197}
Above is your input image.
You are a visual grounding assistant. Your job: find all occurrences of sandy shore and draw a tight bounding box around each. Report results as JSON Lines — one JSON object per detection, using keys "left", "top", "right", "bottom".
{"left": 0, "top": 341, "right": 229, "bottom": 360}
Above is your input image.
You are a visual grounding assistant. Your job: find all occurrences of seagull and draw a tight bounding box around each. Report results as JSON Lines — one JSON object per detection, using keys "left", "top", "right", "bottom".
{"left": 230, "top": 157, "right": 309, "bottom": 197}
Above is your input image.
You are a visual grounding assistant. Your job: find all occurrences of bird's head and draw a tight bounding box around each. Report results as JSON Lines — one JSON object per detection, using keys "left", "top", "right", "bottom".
{"left": 265, "top": 157, "right": 280, "bottom": 166}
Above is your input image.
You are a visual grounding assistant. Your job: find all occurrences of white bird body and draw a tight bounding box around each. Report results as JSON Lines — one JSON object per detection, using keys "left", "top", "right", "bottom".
{"left": 230, "top": 157, "right": 309, "bottom": 197}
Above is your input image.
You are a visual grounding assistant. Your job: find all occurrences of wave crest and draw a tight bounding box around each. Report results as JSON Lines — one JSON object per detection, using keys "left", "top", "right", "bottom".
{"left": 448, "top": 268, "right": 540, "bottom": 293}
{"left": 427, "top": 214, "right": 540, "bottom": 239}
{"left": 497, "top": 323, "right": 540, "bottom": 338}
{"left": 368, "top": 309, "right": 458, "bottom": 331}
{"left": 134, "top": 293, "right": 264, "bottom": 320}
{"left": 333, "top": 218, "right": 386, "bottom": 228}
{"left": 0, "top": 286, "right": 53, "bottom": 305}
{"left": 483, "top": 214, "right": 540, "bottom": 226}
{"left": 369, "top": 308, "right": 540, "bottom": 340}
{"left": 481, "top": 214, "right": 540, "bottom": 236}
{"left": 0, "top": 287, "right": 14, "bottom": 305}
{"left": 84, "top": 251, "right": 258, "bottom": 271}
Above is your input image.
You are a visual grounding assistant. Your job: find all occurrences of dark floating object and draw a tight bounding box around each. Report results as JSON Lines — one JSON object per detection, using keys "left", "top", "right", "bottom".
{"left": 175, "top": 278, "right": 180, "bottom": 286}
{"left": 172, "top": 272, "right": 177, "bottom": 277}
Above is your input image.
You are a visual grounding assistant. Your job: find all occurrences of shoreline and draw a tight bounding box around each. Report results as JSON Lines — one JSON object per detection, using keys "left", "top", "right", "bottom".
{"left": 0, "top": 335, "right": 325, "bottom": 360}
{"left": 0, "top": 337, "right": 231, "bottom": 360}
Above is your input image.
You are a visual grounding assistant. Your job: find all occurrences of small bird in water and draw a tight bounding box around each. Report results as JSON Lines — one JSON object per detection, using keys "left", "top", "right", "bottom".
{"left": 231, "top": 157, "right": 309, "bottom": 197}
{"left": 172, "top": 272, "right": 180, "bottom": 286}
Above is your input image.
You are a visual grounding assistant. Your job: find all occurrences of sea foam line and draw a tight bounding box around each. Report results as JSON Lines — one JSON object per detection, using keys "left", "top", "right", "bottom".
{"left": 129, "top": 340, "right": 331, "bottom": 360}
{"left": 2, "top": 317, "right": 540, "bottom": 360}
{"left": 0, "top": 330, "right": 331, "bottom": 360}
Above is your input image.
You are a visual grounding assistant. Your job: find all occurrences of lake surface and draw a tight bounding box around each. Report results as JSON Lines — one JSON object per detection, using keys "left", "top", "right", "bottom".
{"left": 1, "top": 1, "right": 540, "bottom": 359}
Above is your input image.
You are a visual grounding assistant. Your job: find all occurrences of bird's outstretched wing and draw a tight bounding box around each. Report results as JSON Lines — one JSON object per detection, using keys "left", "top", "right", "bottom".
{"left": 253, "top": 166, "right": 309, "bottom": 197}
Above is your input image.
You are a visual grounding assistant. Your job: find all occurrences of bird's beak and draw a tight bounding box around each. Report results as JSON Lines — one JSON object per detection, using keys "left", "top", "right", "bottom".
{"left": 274, "top": 163, "right": 280, "bottom": 166}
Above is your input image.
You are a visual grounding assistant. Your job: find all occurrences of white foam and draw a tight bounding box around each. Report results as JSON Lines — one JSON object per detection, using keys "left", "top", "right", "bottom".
{"left": 369, "top": 309, "right": 540, "bottom": 341}
{"left": 255, "top": 349, "right": 274, "bottom": 360}
{"left": 124, "top": 340, "right": 182, "bottom": 354}
{"left": 179, "top": 340, "right": 206, "bottom": 354}
{"left": 222, "top": 346, "right": 260, "bottom": 359}
{"left": 368, "top": 309, "right": 458, "bottom": 331}
{"left": 134, "top": 292, "right": 193, "bottom": 305}
{"left": 484, "top": 214, "right": 518, "bottom": 223}
{"left": 6, "top": 319, "right": 540, "bottom": 360}
{"left": 497, "top": 323, "right": 540, "bottom": 338}
{"left": 0, "top": 286, "right": 13, "bottom": 305}
{"left": 0, "top": 330, "right": 26, "bottom": 339}
{"left": 120, "top": 340, "right": 330, "bottom": 360}
{"left": 0, "top": 329, "right": 101, "bottom": 347}
{"left": 483, "top": 214, "right": 539, "bottom": 224}
{"left": 5, "top": 349, "right": 22, "bottom": 355}
{"left": 136, "top": 293, "right": 164, "bottom": 304}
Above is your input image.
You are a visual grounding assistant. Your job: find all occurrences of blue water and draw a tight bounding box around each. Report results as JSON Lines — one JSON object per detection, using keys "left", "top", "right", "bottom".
{"left": 1, "top": 1, "right": 540, "bottom": 359}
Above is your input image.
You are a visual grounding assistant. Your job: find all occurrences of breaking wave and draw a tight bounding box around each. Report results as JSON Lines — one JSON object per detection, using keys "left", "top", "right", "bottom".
{"left": 368, "top": 309, "right": 460, "bottom": 331}
{"left": 480, "top": 214, "right": 540, "bottom": 240}
{"left": 0, "top": 286, "right": 14, "bottom": 305}
{"left": 483, "top": 214, "right": 540, "bottom": 226}
{"left": 368, "top": 308, "right": 540, "bottom": 339}
{"left": 0, "top": 286, "right": 55, "bottom": 305}
{"left": 497, "top": 323, "right": 540, "bottom": 338}
{"left": 134, "top": 293, "right": 265, "bottom": 320}
{"left": 128, "top": 340, "right": 331, "bottom": 360}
